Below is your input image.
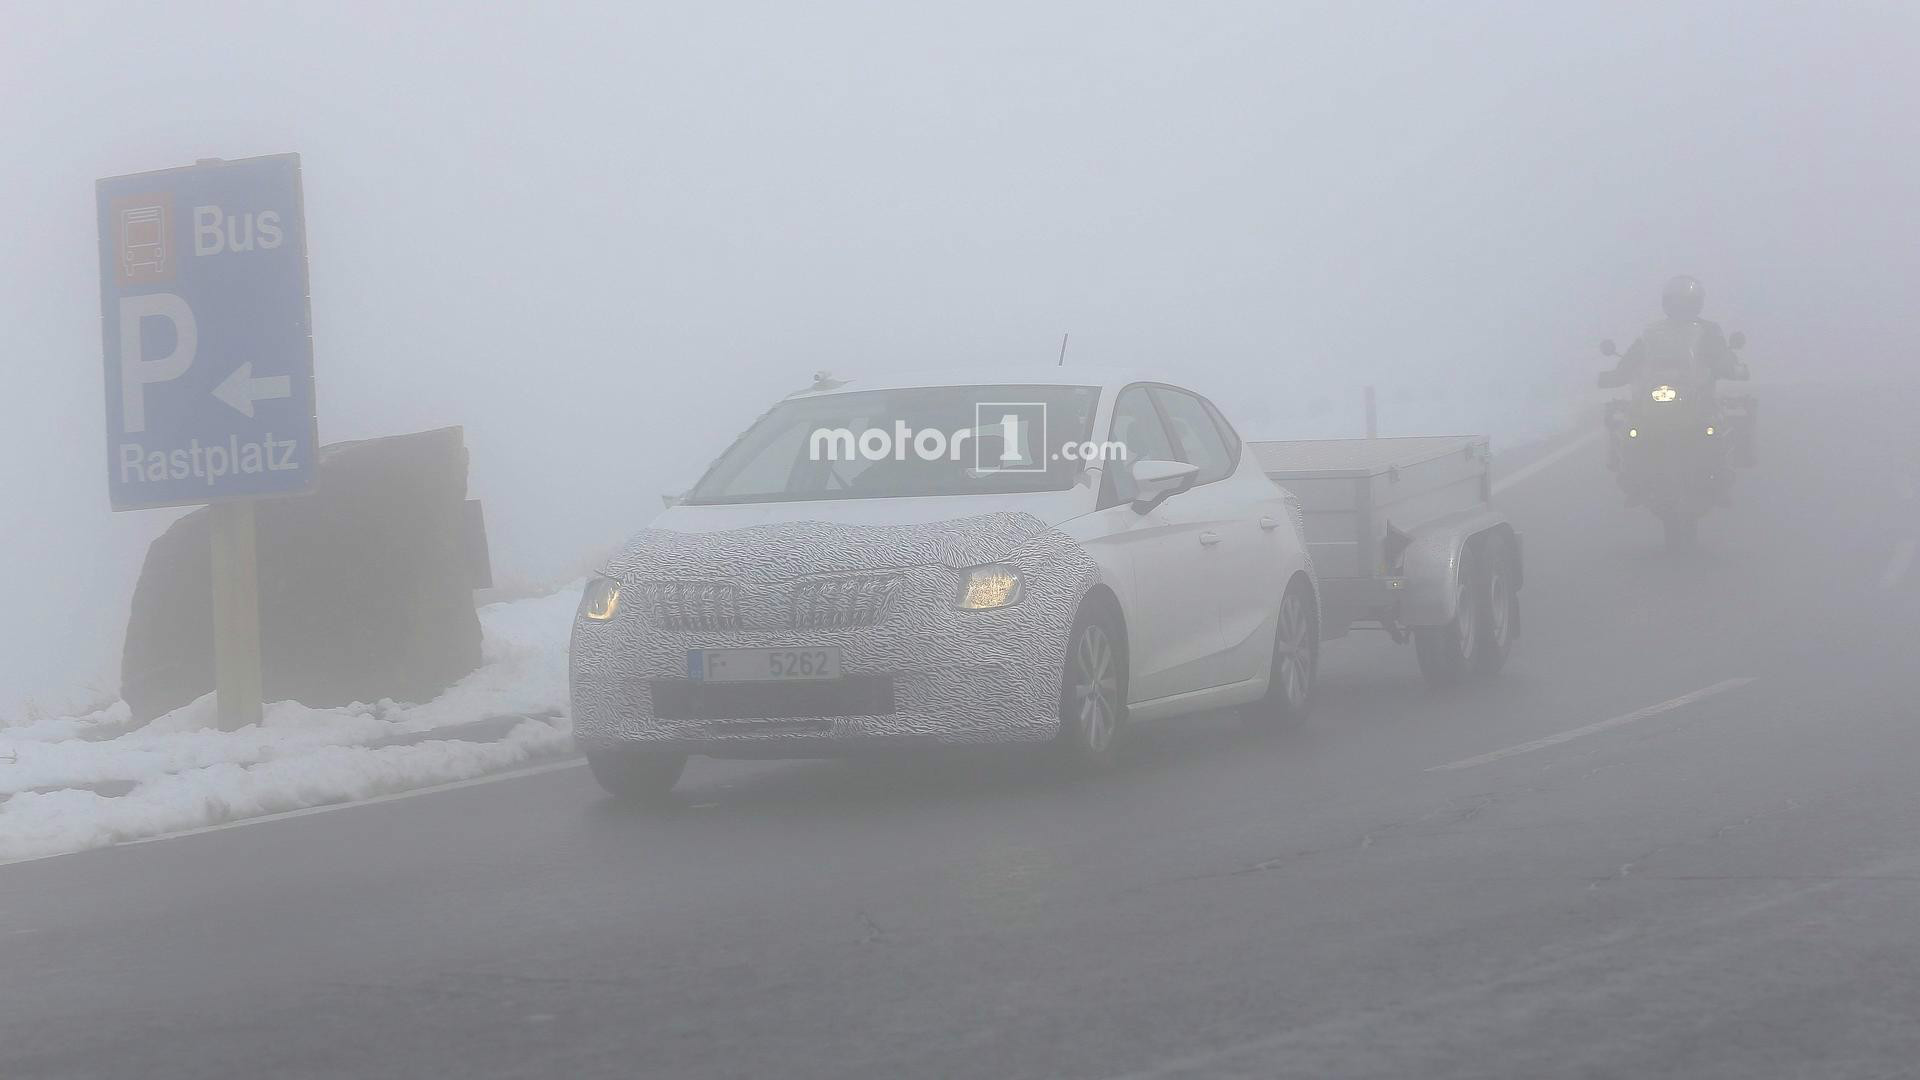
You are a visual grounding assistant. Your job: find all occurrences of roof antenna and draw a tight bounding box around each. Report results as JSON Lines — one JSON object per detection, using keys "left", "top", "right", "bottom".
{"left": 786, "top": 370, "right": 849, "bottom": 397}
{"left": 1057, "top": 332, "right": 1070, "bottom": 367}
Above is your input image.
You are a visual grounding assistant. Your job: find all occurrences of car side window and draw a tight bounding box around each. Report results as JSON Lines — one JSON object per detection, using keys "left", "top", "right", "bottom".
{"left": 1104, "top": 387, "right": 1177, "bottom": 504}
{"left": 1150, "top": 387, "right": 1233, "bottom": 484}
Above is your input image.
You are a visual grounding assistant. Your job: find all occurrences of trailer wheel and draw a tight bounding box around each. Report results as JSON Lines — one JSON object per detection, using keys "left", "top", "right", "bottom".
{"left": 1414, "top": 547, "right": 1479, "bottom": 688}
{"left": 1473, "top": 532, "right": 1519, "bottom": 678}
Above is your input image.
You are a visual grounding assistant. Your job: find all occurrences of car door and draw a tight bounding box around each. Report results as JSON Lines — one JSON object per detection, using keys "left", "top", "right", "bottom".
{"left": 1202, "top": 392, "right": 1296, "bottom": 685}
{"left": 1101, "top": 385, "right": 1229, "bottom": 703}
{"left": 1149, "top": 386, "right": 1280, "bottom": 690}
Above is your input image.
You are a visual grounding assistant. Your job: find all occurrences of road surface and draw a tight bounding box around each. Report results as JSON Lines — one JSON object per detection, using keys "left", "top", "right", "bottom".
{"left": 5, "top": 383, "right": 1919, "bottom": 1079}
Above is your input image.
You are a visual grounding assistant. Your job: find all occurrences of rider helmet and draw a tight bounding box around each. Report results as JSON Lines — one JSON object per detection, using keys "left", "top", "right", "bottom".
{"left": 1661, "top": 275, "right": 1705, "bottom": 320}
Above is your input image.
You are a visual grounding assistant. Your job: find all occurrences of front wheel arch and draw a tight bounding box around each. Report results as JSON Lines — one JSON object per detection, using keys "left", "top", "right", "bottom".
{"left": 1284, "top": 570, "right": 1321, "bottom": 647}
{"left": 1075, "top": 584, "right": 1128, "bottom": 668}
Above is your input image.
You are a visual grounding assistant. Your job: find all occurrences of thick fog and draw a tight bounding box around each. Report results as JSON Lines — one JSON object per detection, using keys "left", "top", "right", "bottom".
{"left": 3, "top": 0, "right": 1915, "bottom": 710}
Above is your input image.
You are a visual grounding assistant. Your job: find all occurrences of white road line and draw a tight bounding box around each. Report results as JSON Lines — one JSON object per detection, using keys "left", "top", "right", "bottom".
{"left": 0, "top": 757, "right": 586, "bottom": 869}
{"left": 1426, "top": 677, "right": 1757, "bottom": 772}
{"left": 1878, "top": 537, "right": 1916, "bottom": 592}
{"left": 1492, "top": 429, "right": 1602, "bottom": 496}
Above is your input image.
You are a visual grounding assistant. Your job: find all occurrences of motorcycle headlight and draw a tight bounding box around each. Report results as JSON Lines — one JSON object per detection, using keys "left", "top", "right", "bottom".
{"left": 956, "top": 564, "right": 1023, "bottom": 610}
{"left": 1650, "top": 385, "right": 1678, "bottom": 403}
{"left": 579, "top": 577, "right": 622, "bottom": 622}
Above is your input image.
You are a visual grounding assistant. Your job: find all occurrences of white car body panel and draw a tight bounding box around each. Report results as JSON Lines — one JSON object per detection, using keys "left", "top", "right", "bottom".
{"left": 658, "top": 488, "right": 1094, "bottom": 535}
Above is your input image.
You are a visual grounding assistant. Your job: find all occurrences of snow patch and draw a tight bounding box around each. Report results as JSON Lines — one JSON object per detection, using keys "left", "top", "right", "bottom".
{"left": 0, "top": 585, "right": 584, "bottom": 863}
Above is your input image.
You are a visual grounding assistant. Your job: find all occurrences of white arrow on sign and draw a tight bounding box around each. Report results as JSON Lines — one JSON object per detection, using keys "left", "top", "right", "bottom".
{"left": 212, "top": 362, "right": 292, "bottom": 418}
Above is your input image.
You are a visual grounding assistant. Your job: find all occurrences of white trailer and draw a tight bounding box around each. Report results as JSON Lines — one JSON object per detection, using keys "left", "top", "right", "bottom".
{"left": 1250, "top": 435, "right": 1522, "bottom": 686}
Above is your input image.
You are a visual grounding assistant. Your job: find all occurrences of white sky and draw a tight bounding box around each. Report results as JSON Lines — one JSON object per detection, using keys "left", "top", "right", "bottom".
{"left": 3, "top": 1, "right": 1916, "bottom": 708}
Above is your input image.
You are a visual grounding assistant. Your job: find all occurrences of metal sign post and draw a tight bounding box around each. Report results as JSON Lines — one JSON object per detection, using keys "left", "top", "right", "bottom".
{"left": 97, "top": 154, "right": 316, "bottom": 730}
{"left": 210, "top": 501, "right": 264, "bottom": 728}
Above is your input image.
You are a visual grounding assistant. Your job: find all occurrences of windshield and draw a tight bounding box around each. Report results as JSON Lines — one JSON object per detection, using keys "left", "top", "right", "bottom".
{"left": 685, "top": 383, "right": 1101, "bottom": 504}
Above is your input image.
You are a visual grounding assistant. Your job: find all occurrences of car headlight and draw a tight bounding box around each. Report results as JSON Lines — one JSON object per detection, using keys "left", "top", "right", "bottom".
{"left": 579, "top": 577, "right": 622, "bottom": 622}
{"left": 956, "top": 564, "right": 1023, "bottom": 610}
{"left": 1650, "top": 385, "right": 1678, "bottom": 403}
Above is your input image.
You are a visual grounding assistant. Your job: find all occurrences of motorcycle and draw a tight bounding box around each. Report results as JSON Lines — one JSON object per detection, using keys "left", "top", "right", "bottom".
{"left": 1596, "top": 332, "right": 1756, "bottom": 551}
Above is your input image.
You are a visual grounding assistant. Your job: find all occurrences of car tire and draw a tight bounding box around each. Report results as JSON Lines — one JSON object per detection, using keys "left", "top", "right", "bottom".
{"left": 1252, "top": 576, "right": 1317, "bottom": 725}
{"left": 586, "top": 747, "right": 688, "bottom": 804}
{"left": 1055, "top": 600, "right": 1127, "bottom": 773}
{"left": 1414, "top": 546, "right": 1479, "bottom": 688}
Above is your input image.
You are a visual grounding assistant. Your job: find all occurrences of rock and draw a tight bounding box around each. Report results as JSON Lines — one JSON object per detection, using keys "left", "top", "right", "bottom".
{"left": 121, "top": 427, "right": 487, "bottom": 725}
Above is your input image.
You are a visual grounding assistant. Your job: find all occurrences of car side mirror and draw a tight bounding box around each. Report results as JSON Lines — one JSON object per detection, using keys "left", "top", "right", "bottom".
{"left": 1729, "top": 330, "right": 1746, "bottom": 349}
{"left": 661, "top": 492, "right": 685, "bottom": 509}
{"left": 1129, "top": 458, "right": 1200, "bottom": 514}
{"left": 1599, "top": 339, "right": 1617, "bottom": 358}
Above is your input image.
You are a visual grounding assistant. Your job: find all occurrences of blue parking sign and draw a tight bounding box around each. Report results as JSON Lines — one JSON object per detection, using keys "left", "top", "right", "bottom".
{"left": 97, "top": 154, "right": 318, "bottom": 510}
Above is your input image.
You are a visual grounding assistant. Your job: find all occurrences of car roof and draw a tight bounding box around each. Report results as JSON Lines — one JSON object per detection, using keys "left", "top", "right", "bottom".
{"left": 784, "top": 366, "right": 1181, "bottom": 398}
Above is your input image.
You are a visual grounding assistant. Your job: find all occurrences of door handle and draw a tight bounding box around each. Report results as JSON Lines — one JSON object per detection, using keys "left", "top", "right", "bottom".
{"left": 1198, "top": 530, "right": 1222, "bottom": 546}
{"left": 1258, "top": 515, "right": 1280, "bottom": 530}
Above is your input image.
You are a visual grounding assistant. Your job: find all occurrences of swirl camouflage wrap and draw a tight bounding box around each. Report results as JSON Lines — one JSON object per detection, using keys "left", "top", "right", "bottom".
{"left": 570, "top": 511, "right": 1103, "bottom": 757}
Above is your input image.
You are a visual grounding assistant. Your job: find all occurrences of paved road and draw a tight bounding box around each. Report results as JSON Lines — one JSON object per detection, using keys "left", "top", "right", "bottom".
{"left": 5, "top": 384, "right": 1919, "bottom": 1079}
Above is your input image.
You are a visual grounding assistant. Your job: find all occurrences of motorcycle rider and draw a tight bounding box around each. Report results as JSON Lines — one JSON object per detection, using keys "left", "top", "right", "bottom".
{"left": 1600, "top": 275, "right": 1754, "bottom": 494}
{"left": 1602, "top": 275, "right": 1746, "bottom": 389}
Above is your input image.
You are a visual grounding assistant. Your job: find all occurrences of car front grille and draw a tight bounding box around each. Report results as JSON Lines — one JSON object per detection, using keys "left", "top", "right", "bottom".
{"left": 788, "top": 575, "right": 899, "bottom": 630}
{"left": 632, "top": 575, "right": 901, "bottom": 633}
{"left": 630, "top": 581, "right": 741, "bottom": 633}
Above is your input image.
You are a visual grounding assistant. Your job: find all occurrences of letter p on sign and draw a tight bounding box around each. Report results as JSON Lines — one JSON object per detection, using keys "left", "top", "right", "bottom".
{"left": 119, "top": 292, "right": 196, "bottom": 434}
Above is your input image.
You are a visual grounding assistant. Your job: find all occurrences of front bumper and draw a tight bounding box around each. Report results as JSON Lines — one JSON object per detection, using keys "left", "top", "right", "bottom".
{"left": 570, "top": 548, "right": 1097, "bottom": 757}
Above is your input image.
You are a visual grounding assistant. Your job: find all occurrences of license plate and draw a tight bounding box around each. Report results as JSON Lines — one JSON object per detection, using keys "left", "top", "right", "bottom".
{"left": 688, "top": 647, "right": 842, "bottom": 683}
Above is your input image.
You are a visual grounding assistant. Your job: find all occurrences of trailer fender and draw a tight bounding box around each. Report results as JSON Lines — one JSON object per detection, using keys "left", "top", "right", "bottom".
{"left": 1398, "top": 510, "right": 1520, "bottom": 629}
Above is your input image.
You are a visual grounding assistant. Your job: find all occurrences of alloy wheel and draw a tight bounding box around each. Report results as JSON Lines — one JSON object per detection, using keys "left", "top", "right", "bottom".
{"left": 1274, "top": 589, "right": 1314, "bottom": 710}
{"left": 1070, "top": 621, "right": 1121, "bottom": 753}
